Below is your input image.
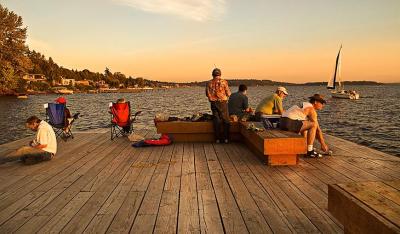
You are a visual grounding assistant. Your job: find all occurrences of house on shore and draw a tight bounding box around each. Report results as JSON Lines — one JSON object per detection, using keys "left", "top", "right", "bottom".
{"left": 75, "top": 80, "right": 91, "bottom": 86}
{"left": 61, "top": 77, "right": 76, "bottom": 86}
{"left": 22, "top": 74, "right": 47, "bottom": 83}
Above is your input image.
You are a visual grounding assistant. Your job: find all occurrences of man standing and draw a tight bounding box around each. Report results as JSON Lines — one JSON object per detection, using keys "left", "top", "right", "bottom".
{"left": 206, "top": 68, "right": 231, "bottom": 143}
{"left": 228, "top": 84, "right": 252, "bottom": 121}
{"left": 9, "top": 116, "right": 57, "bottom": 164}
{"left": 280, "top": 94, "right": 329, "bottom": 157}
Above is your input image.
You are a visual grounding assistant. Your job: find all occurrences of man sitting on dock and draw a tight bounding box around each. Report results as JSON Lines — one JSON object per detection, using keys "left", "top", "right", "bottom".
{"left": 280, "top": 94, "right": 329, "bottom": 158}
{"left": 8, "top": 116, "right": 57, "bottom": 164}
{"left": 228, "top": 84, "right": 252, "bottom": 121}
{"left": 206, "top": 68, "right": 231, "bottom": 143}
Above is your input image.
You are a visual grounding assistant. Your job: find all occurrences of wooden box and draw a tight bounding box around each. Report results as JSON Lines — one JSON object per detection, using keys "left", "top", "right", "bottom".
{"left": 155, "top": 121, "right": 241, "bottom": 142}
{"left": 240, "top": 122, "right": 306, "bottom": 165}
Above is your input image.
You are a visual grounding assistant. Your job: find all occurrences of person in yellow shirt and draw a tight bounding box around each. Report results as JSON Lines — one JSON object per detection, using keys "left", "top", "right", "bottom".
{"left": 255, "top": 87, "right": 288, "bottom": 128}
{"left": 256, "top": 86, "right": 288, "bottom": 116}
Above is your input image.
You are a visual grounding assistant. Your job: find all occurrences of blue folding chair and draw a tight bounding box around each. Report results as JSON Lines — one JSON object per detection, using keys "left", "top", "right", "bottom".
{"left": 45, "top": 103, "right": 78, "bottom": 140}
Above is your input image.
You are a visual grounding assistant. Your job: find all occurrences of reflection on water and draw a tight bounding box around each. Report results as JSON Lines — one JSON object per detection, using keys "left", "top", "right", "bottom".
{"left": 0, "top": 85, "right": 399, "bottom": 156}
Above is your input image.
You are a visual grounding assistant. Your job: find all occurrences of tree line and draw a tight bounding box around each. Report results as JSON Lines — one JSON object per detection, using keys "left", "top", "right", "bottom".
{"left": 0, "top": 4, "right": 174, "bottom": 95}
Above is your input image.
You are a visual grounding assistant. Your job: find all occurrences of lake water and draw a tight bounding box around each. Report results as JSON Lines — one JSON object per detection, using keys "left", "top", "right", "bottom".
{"left": 0, "top": 85, "right": 399, "bottom": 156}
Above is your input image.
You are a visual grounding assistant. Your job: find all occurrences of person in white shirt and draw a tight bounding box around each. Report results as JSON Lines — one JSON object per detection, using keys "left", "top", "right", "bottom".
{"left": 8, "top": 116, "right": 57, "bottom": 164}
{"left": 280, "top": 94, "right": 329, "bottom": 158}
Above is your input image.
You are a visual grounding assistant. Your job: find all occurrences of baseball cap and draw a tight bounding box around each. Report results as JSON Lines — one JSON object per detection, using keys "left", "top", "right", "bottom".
{"left": 277, "top": 86, "right": 288, "bottom": 95}
{"left": 55, "top": 97, "right": 67, "bottom": 104}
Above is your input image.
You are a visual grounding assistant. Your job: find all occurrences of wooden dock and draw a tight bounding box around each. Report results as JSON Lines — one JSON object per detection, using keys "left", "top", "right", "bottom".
{"left": 0, "top": 127, "right": 399, "bottom": 233}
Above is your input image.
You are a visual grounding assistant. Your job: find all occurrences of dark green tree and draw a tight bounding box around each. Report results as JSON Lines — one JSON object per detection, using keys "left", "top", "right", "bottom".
{"left": 0, "top": 4, "right": 31, "bottom": 92}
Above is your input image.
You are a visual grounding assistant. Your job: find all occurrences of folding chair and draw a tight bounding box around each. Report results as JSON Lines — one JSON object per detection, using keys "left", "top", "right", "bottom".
{"left": 44, "top": 103, "right": 79, "bottom": 140}
{"left": 109, "top": 102, "right": 141, "bottom": 140}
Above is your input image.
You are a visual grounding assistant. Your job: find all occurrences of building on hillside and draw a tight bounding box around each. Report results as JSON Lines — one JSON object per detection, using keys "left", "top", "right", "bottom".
{"left": 95, "top": 80, "right": 109, "bottom": 88}
{"left": 22, "top": 74, "right": 47, "bottom": 83}
{"left": 75, "top": 80, "right": 91, "bottom": 86}
{"left": 61, "top": 77, "right": 75, "bottom": 86}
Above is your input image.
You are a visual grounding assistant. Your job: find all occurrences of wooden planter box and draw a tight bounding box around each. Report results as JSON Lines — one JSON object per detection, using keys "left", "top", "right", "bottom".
{"left": 155, "top": 121, "right": 241, "bottom": 142}
{"left": 240, "top": 122, "right": 306, "bottom": 165}
{"left": 328, "top": 181, "right": 400, "bottom": 234}
{"left": 155, "top": 121, "right": 306, "bottom": 165}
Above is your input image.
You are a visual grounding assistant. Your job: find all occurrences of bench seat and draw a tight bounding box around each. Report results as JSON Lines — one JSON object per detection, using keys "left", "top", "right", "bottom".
{"left": 328, "top": 180, "right": 400, "bottom": 234}
{"left": 155, "top": 121, "right": 241, "bottom": 142}
{"left": 240, "top": 122, "right": 306, "bottom": 165}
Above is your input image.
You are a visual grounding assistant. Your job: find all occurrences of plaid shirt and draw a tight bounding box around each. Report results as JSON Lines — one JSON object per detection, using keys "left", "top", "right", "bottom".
{"left": 206, "top": 78, "right": 231, "bottom": 102}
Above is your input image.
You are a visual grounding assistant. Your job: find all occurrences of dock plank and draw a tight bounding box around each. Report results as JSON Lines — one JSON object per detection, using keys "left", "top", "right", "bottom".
{"left": 38, "top": 192, "right": 94, "bottom": 233}
{"left": 203, "top": 144, "right": 249, "bottom": 233}
{"left": 225, "top": 144, "right": 294, "bottom": 233}
{"left": 129, "top": 145, "right": 174, "bottom": 233}
{"left": 0, "top": 128, "right": 399, "bottom": 233}
{"left": 176, "top": 143, "right": 200, "bottom": 233}
{"left": 193, "top": 143, "right": 224, "bottom": 234}
{"left": 12, "top": 135, "right": 128, "bottom": 233}
{"left": 82, "top": 132, "right": 156, "bottom": 234}
{"left": 215, "top": 144, "right": 272, "bottom": 233}
{"left": 0, "top": 132, "right": 110, "bottom": 207}
{"left": 233, "top": 143, "right": 321, "bottom": 233}
{"left": 153, "top": 144, "right": 183, "bottom": 234}
{"left": 102, "top": 144, "right": 154, "bottom": 233}
{"left": 0, "top": 133, "right": 116, "bottom": 231}
{"left": 61, "top": 142, "right": 158, "bottom": 233}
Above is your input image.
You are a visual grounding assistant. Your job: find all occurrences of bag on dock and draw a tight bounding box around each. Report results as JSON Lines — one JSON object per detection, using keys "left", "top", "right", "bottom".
{"left": 132, "top": 134, "right": 173, "bottom": 147}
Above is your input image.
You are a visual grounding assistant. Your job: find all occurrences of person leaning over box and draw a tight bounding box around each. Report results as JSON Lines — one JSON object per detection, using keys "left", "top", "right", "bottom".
{"left": 280, "top": 94, "right": 329, "bottom": 158}
{"left": 255, "top": 86, "right": 288, "bottom": 117}
{"left": 255, "top": 86, "right": 288, "bottom": 128}
{"left": 206, "top": 68, "right": 231, "bottom": 143}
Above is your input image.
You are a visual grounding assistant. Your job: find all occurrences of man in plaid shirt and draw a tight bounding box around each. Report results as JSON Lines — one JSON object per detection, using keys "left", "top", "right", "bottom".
{"left": 206, "top": 68, "right": 231, "bottom": 143}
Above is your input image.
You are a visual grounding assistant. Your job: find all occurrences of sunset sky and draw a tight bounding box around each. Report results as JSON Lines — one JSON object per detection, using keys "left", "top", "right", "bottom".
{"left": 3, "top": 0, "right": 400, "bottom": 83}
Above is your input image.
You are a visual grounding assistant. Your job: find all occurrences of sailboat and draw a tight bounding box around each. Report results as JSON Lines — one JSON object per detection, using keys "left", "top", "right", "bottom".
{"left": 327, "top": 45, "right": 360, "bottom": 100}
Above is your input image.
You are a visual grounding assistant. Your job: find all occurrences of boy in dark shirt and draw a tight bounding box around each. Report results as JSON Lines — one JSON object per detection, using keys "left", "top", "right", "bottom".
{"left": 228, "top": 84, "right": 252, "bottom": 121}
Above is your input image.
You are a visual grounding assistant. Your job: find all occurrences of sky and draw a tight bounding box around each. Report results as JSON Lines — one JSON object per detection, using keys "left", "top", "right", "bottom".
{"left": 2, "top": 0, "right": 400, "bottom": 83}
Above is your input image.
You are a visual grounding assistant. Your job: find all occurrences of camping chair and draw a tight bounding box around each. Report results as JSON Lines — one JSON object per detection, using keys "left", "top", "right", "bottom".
{"left": 44, "top": 103, "right": 79, "bottom": 141}
{"left": 109, "top": 102, "right": 141, "bottom": 140}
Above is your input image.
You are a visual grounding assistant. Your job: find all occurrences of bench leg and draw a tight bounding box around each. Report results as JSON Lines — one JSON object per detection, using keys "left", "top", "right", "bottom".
{"left": 267, "top": 154, "right": 298, "bottom": 166}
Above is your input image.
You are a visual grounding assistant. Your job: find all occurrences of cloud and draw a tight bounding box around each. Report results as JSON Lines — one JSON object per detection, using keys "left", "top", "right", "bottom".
{"left": 113, "top": 0, "right": 226, "bottom": 22}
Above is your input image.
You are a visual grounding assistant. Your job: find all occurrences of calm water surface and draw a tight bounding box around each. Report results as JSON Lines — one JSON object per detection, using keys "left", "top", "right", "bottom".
{"left": 0, "top": 85, "right": 399, "bottom": 156}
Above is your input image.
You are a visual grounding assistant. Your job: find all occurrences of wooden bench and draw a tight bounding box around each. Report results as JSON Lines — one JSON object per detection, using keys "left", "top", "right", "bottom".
{"left": 240, "top": 122, "right": 306, "bottom": 165}
{"left": 328, "top": 180, "right": 400, "bottom": 234}
{"left": 155, "top": 121, "right": 241, "bottom": 142}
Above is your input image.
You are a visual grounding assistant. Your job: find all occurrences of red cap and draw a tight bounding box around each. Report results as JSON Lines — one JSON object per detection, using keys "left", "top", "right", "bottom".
{"left": 55, "top": 97, "right": 67, "bottom": 104}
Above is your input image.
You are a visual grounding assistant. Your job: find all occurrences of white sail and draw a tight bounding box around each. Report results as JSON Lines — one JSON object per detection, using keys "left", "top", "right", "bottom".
{"left": 328, "top": 45, "right": 360, "bottom": 99}
{"left": 337, "top": 46, "right": 343, "bottom": 91}
{"left": 327, "top": 45, "right": 342, "bottom": 90}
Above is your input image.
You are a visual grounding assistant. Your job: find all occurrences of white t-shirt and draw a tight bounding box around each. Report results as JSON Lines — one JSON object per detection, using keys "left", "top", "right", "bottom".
{"left": 35, "top": 121, "right": 57, "bottom": 154}
{"left": 282, "top": 102, "right": 313, "bottom": 121}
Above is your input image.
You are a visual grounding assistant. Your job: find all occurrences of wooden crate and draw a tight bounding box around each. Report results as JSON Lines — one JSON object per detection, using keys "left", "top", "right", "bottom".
{"left": 240, "top": 122, "right": 306, "bottom": 165}
{"left": 328, "top": 180, "right": 400, "bottom": 234}
{"left": 155, "top": 121, "right": 241, "bottom": 142}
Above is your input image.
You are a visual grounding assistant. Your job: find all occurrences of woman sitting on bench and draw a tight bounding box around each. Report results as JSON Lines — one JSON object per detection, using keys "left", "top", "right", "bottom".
{"left": 280, "top": 94, "right": 329, "bottom": 158}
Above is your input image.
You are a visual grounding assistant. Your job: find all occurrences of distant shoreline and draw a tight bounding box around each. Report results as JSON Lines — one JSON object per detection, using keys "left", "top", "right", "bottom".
{"left": 1, "top": 81, "right": 398, "bottom": 97}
